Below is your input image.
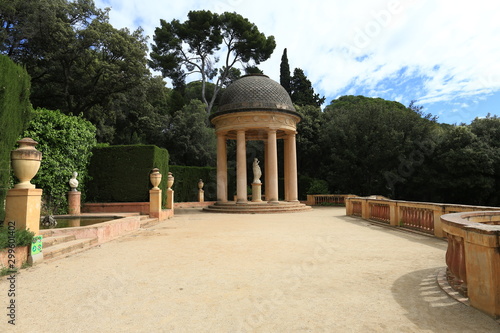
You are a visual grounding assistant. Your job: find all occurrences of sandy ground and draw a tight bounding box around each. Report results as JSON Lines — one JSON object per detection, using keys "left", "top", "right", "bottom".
{"left": 0, "top": 207, "right": 498, "bottom": 332}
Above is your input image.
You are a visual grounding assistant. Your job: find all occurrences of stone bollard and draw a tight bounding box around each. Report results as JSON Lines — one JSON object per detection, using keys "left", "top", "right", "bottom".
{"left": 166, "top": 172, "right": 174, "bottom": 211}
{"left": 198, "top": 179, "right": 204, "bottom": 203}
{"left": 149, "top": 168, "right": 162, "bottom": 218}
{"left": 68, "top": 171, "right": 81, "bottom": 215}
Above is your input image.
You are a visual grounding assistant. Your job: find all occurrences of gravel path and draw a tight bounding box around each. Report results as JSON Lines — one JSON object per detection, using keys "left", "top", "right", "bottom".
{"left": 1, "top": 207, "right": 498, "bottom": 332}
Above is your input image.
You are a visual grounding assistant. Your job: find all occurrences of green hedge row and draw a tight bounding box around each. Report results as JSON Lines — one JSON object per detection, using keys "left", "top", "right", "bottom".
{"left": 169, "top": 165, "right": 217, "bottom": 202}
{"left": 0, "top": 55, "right": 32, "bottom": 221}
{"left": 86, "top": 145, "right": 169, "bottom": 206}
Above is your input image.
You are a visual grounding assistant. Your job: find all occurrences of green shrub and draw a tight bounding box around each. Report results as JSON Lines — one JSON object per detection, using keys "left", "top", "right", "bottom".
{"left": 0, "top": 227, "right": 35, "bottom": 249}
{"left": 0, "top": 55, "right": 32, "bottom": 221}
{"left": 169, "top": 165, "right": 217, "bottom": 202}
{"left": 87, "top": 145, "right": 169, "bottom": 206}
{"left": 307, "top": 179, "right": 329, "bottom": 195}
{"left": 22, "top": 108, "right": 97, "bottom": 214}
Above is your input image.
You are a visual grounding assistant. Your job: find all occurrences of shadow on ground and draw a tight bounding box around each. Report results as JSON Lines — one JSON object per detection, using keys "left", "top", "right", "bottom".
{"left": 391, "top": 267, "right": 499, "bottom": 332}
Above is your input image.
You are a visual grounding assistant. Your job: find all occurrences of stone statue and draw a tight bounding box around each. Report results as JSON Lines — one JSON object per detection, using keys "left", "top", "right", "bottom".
{"left": 252, "top": 158, "right": 262, "bottom": 184}
{"left": 69, "top": 171, "right": 79, "bottom": 191}
{"left": 41, "top": 215, "right": 57, "bottom": 228}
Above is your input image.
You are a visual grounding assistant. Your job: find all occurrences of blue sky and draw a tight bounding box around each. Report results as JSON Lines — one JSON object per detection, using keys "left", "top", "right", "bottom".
{"left": 95, "top": 0, "right": 500, "bottom": 124}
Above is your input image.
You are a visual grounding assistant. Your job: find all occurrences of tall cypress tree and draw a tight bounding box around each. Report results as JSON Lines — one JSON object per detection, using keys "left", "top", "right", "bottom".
{"left": 280, "top": 48, "right": 291, "bottom": 94}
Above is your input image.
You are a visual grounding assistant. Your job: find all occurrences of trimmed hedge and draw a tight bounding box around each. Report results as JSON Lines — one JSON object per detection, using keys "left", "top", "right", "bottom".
{"left": 86, "top": 145, "right": 169, "bottom": 206}
{"left": 0, "top": 55, "right": 32, "bottom": 221}
{"left": 169, "top": 165, "right": 217, "bottom": 202}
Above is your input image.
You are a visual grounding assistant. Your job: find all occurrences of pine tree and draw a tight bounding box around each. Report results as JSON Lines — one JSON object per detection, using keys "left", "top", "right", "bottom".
{"left": 280, "top": 48, "right": 291, "bottom": 94}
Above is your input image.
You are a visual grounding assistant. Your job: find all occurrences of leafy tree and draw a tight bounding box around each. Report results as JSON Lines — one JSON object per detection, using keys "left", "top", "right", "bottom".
{"left": 425, "top": 126, "right": 497, "bottom": 205}
{"left": 295, "top": 105, "right": 323, "bottom": 177}
{"left": 319, "top": 96, "right": 435, "bottom": 196}
{"left": 165, "top": 100, "right": 216, "bottom": 166}
{"left": 108, "top": 76, "right": 170, "bottom": 145}
{"left": 21, "top": 108, "right": 97, "bottom": 214}
{"left": 408, "top": 100, "right": 438, "bottom": 122}
{"left": 150, "top": 10, "right": 276, "bottom": 114}
{"left": 290, "top": 68, "right": 325, "bottom": 107}
{"left": 280, "top": 48, "right": 291, "bottom": 94}
{"left": 1, "top": 0, "right": 150, "bottom": 142}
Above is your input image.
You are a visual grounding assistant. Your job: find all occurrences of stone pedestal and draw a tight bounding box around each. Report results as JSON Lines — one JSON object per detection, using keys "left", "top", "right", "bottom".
{"left": 149, "top": 189, "right": 162, "bottom": 218}
{"left": 252, "top": 183, "right": 262, "bottom": 202}
{"left": 167, "top": 188, "right": 174, "bottom": 211}
{"left": 198, "top": 189, "right": 204, "bottom": 203}
{"left": 68, "top": 191, "right": 81, "bottom": 215}
{"left": 4, "top": 188, "right": 43, "bottom": 235}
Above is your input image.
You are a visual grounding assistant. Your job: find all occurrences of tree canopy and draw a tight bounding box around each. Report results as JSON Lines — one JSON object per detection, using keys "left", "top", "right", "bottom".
{"left": 1, "top": 0, "right": 153, "bottom": 142}
{"left": 149, "top": 10, "right": 276, "bottom": 114}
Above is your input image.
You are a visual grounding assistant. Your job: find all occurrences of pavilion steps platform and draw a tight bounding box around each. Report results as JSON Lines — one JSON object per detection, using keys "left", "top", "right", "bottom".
{"left": 203, "top": 201, "right": 311, "bottom": 214}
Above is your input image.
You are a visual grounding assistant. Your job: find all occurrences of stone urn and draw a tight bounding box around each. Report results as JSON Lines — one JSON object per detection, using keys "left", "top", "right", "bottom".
{"left": 167, "top": 172, "right": 174, "bottom": 190}
{"left": 150, "top": 168, "right": 162, "bottom": 190}
{"left": 11, "top": 138, "right": 42, "bottom": 189}
{"left": 198, "top": 179, "right": 204, "bottom": 190}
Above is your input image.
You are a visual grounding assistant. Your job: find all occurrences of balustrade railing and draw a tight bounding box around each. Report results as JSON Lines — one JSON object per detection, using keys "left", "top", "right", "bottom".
{"left": 370, "top": 203, "right": 390, "bottom": 223}
{"left": 352, "top": 201, "right": 362, "bottom": 217}
{"left": 400, "top": 206, "right": 434, "bottom": 234}
{"left": 306, "top": 194, "right": 355, "bottom": 206}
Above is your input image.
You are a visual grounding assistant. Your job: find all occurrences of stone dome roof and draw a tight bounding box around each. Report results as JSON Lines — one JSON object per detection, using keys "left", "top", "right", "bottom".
{"left": 215, "top": 74, "right": 296, "bottom": 115}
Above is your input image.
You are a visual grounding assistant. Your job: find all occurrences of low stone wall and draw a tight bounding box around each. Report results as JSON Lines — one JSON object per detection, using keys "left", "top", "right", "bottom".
{"left": 82, "top": 202, "right": 150, "bottom": 215}
{"left": 441, "top": 211, "right": 500, "bottom": 318}
{"left": 40, "top": 214, "right": 142, "bottom": 245}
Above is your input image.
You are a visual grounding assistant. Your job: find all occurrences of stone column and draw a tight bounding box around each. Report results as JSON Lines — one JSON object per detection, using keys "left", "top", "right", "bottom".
{"left": 264, "top": 140, "right": 269, "bottom": 202}
{"left": 267, "top": 129, "right": 279, "bottom": 203}
{"left": 236, "top": 130, "right": 247, "bottom": 203}
{"left": 216, "top": 133, "right": 228, "bottom": 202}
{"left": 284, "top": 135, "right": 290, "bottom": 201}
{"left": 149, "top": 188, "right": 162, "bottom": 218}
{"left": 287, "top": 132, "right": 299, "bottom": 202}
{"left": 68, "top": 191, "right": 81, "bottom": 215}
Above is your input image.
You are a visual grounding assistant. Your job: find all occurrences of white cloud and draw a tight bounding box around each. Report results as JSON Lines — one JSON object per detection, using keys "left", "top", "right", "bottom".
{"left": 95, "top": 0, "right": 500, "bottom": 113}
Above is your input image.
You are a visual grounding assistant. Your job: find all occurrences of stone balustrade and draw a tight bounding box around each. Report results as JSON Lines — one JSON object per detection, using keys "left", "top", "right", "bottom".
{"left": 306, "top": 194, "right": 356, "bottom": 206}
{"left": 441, "top": 211, "right": 500, "bottom": 318}
{"left": 345, "top": 197, "right": 500, "bottom": 238}
{"left": 345, "top": 196, "right": 500, "bottom": 318}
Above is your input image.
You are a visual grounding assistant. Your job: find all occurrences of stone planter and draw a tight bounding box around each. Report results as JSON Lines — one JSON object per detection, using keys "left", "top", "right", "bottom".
{"left": 150, "top": 168, "right": 162, "bottom": 189}
{"left": 0, "top": 246, "right": 29, "bottom": 269}
{"left": 11, "top": 138, "right": 42, "bottom": 189}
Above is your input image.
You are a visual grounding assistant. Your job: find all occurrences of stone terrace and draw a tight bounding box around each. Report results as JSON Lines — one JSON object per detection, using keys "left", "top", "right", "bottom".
{"left": 0, "top": 207, "right": 498, "bottom": 332}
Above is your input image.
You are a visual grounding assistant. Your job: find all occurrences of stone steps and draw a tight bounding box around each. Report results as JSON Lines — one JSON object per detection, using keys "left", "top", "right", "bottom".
{"left": 203, "top": 201, "right": 311, "bottom": 214}
{"left": 43, "top": 235, "right": 98, "bottom": 260}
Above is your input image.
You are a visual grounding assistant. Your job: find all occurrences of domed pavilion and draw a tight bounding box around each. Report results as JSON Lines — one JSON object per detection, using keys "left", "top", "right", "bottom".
{"left": 204, "top": 74, "right": 310, "bottom": 213}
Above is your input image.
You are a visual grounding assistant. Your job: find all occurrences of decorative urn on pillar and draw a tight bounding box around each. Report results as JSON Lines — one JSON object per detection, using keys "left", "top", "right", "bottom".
{"left": 198, "top": 179, "right": 204, "bottom": 190}
{"left": 167, "top": 172, "right": 175, "bottom": 190}
{"left": 11, "top": 138, "right": 42, "bottom": 189}
{"left": 150, "top": 168, "right": 162, "bottom": 190}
